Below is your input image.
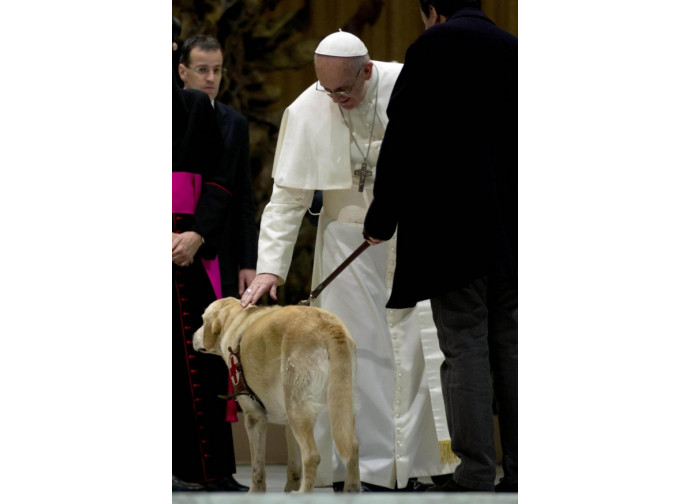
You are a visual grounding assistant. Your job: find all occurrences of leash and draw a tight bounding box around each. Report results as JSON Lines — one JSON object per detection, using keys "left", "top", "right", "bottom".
{"left": 298, "top": 240, "right": 370, "bottom": 306}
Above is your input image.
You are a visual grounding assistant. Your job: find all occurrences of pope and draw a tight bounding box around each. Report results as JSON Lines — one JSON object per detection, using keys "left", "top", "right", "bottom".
{"left": 240, "top": 31, "right": 456, "bottom": 491}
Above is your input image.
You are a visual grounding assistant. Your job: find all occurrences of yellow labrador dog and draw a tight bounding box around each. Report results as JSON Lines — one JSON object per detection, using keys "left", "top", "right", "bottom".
{"left": 192, "top": 297, "right": 360, "bottom": 493}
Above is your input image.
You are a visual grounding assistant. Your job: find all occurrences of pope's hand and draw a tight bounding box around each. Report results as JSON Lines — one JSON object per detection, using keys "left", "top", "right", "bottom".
{"left": 240, "top": 273, "right": 279, "bottom": 308}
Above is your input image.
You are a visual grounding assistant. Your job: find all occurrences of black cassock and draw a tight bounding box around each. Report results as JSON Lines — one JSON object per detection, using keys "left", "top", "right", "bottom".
{"left": 172, "top": 83, "right": 236, "bottom": 483}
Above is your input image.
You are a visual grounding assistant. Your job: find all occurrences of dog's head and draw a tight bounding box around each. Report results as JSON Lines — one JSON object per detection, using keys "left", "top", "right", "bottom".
{"left": 192, "top": 297, "right": 244, "bottom": 355}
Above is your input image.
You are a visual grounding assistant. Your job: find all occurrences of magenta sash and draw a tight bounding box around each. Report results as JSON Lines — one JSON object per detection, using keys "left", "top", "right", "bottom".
{"left": 172, "top": 172, "right": 202, "bottom": 214}
{"left": 172, "top": 172, "right": 222, "bottom": 300}
{"left": 201, "top": 257, "right": 222, "bottom": 300}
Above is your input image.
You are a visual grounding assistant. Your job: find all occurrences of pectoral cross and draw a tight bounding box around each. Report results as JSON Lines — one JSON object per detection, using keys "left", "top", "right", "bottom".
{"left": 354, "top": 162, "right": 373, "bottom": 192}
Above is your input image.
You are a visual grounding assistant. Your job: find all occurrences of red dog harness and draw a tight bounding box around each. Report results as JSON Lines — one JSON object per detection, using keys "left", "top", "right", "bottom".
{"left": 218, "top": 343, "right": 265, "bottom": 421}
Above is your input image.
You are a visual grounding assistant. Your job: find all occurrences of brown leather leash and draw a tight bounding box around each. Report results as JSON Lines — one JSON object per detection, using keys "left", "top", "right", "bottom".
{"left": 298, "top": 241, "right": 370, "bottom": 306}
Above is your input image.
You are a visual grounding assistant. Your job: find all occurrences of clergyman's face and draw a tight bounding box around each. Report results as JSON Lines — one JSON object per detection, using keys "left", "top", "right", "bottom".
{"left": 314, "top": 56, "right": 371, "bottom": 110}
{"left": 178, "top": 48, "right": 223, "bottom": 100}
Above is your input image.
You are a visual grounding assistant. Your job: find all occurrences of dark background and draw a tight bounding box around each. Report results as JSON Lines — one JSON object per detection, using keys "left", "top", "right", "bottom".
{"left": 172, "top": 0, "right": 518, "bottom": 305}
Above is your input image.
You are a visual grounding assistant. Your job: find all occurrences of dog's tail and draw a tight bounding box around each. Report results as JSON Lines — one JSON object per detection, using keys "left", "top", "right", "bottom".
{"left": 321, "top": 312, "right": 360, "bottom": 475}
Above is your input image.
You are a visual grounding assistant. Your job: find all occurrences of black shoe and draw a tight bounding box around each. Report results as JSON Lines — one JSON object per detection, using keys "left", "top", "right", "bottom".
{"left": 360, "top": 481, "right": 394, "bottom": 492}
{"left": 426, "top": 478, "right": 476, "bottom": 492}
{"left": 337, "top": 480, "right": 423, "bottom": 493}
{"left": 203, "top": 475, "right": 250, "bottom": 492}
{"left": 172, "top": 475, "right": 204, "bottom": 492}
{"left": 399, "top": 478, "right": 432, "bottom": 492}
{"left": 431, "top": 473, "right": 454, "bottom": 485}
{"left": 495, "top": 478, "right": 518, "bottom": 492}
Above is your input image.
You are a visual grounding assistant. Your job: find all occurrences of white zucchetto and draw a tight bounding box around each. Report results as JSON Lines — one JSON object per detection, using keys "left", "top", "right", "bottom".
{"left": 314, "top": 29, "right": 368, "bottom": 57}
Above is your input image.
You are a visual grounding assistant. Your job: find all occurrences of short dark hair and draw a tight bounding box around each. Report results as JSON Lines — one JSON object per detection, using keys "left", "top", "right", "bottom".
{"left": 179, "top": 35, "right": 222, "bottom": 67}
{"left": 419, "top": 0, "right": 434, "bottom": 17}
{"left": 419, "top": 0, "right": 481, "bottom": 18}
{"left": 173, "top": 17, "right": 181, "bottom": 43}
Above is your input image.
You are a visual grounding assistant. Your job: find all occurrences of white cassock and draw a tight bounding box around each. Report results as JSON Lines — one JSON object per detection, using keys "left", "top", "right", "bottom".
{"left": 257, "top": 61, "right": 457, "bottom": 489}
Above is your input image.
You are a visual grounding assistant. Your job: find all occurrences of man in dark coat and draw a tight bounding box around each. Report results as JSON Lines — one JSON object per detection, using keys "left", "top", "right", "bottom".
{"left": 363, "top": 0, "right": 517, "bottom": 493}
{"left": 178, "top": 35, "right": 258, "bottom": 300}
{"left": 214, "top": 103, "right": 258, "bottom": 298}
{"left": 172, "top": 21, "right": 249, "bottom": 492}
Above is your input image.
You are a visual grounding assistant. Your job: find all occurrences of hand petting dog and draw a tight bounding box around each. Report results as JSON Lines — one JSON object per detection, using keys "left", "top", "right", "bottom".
{"left": 240, "top": 272, "right": 279, "bottom": 307}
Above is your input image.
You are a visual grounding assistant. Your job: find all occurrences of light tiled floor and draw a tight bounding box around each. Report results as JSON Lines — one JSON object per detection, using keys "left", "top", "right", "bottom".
{"left": 234, "top": 463, "right": 505, "bottom": 492}
{"left": 172, "top": 464, "right": 516, "bottom": 504}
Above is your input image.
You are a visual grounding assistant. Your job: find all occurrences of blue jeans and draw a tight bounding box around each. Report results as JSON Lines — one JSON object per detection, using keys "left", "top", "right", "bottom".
{"left": 430, "top": 276, "right": 517, "bottom": 490}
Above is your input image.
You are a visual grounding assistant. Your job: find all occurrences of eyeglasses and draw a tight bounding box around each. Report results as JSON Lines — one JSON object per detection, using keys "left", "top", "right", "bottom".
{"left": 315, "top": 66, "right": 364, "bottom": 98}
{"left": 185, "top": 65, "right": 226, "bottom": 77}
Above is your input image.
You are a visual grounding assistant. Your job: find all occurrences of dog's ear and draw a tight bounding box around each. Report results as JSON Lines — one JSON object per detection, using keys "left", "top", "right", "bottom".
{"left": 203, "top": 310, "right": 222, "bottom": 349}
{"left": 217, "top": 302, "right": 250, "bottom": 359}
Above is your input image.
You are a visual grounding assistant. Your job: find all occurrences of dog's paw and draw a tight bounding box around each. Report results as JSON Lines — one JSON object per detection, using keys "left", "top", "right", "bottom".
{"left": 344, "top": 483, "right": 362, "bottom": 493}
{"left": 284, "top": 481, "right": 300, "bottom": 492}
